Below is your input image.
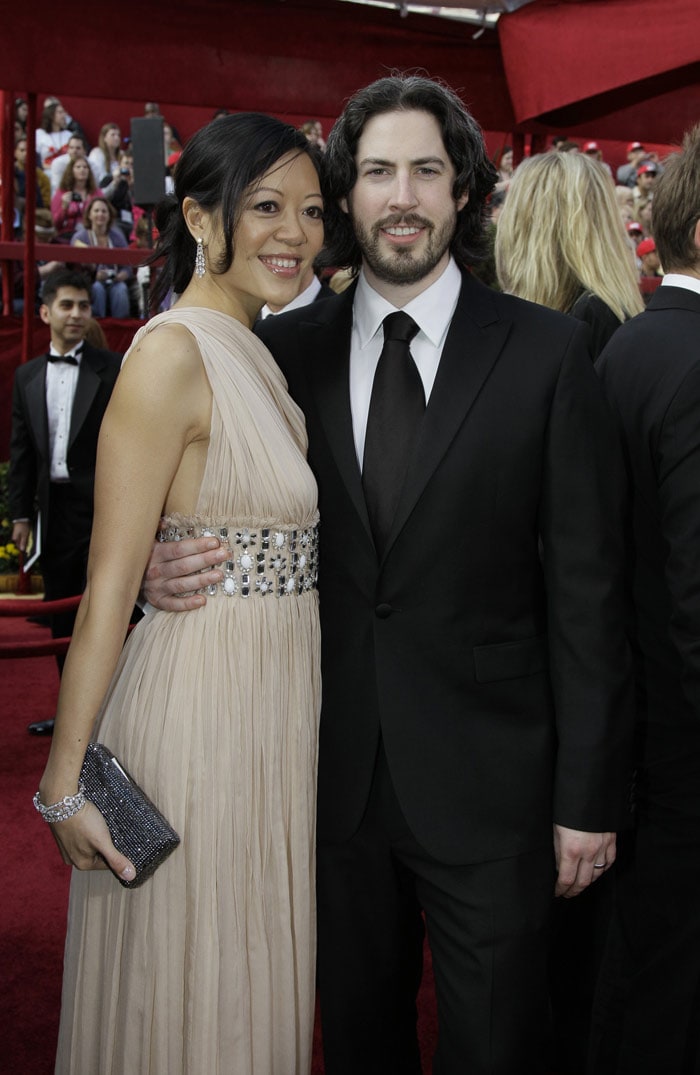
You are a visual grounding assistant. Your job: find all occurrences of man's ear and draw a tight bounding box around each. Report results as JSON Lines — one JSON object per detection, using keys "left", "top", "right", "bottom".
{"left": 339, "top": 196, "right": 349, "bottom": 215}
{"left": 39, "top": 304, "right": 50, "bottom": 326}
{"left": 456, "top": 190, "right": 469, "bottom": 212}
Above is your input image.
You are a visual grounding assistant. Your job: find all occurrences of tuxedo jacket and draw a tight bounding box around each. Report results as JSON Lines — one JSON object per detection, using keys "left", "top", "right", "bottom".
{"left": 258, "top": 272, "right": 634, "bottom": 864}
{"left": 597, "top": 284, "right": 700, "bottom": 760}
{"left": 9, "top": 343, "right": 123, "bottom": 543}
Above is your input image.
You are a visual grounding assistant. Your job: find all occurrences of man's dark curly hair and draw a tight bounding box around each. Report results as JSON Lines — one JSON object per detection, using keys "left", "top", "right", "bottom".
{"left": 318, "top": 74, "right": 498, "bottom": 274}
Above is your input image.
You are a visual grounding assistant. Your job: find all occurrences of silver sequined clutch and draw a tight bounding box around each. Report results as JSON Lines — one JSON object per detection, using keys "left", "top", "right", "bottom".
{"left": 80, "top": 743, "right": 180, "bottom": 888}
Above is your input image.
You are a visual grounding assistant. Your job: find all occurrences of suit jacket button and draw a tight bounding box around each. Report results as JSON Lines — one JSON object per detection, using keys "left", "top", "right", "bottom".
{"left": 375, "top": 603, "right": 393, "bottom": 619}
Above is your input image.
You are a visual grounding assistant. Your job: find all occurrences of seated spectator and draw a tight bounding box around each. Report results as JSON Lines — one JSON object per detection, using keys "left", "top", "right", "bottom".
{"left": 15, "top": 97, "right": 28, "bottom": 133}
{"left": 634, "top": 161, "right": 659, "bottom": 202}
{"left": 49, "top": 134, "right": 100, "bottom": 195}
{"left": 299, "top": 119, "right": 326, "bottom": 152}
{"left": 71, "top": 197, "right": 132, "bottom": 318}
{"left": 106, "top": 150, "right": 136, "bottom": 242}
{"left": 636, "top": 236, "right": 663, "bottom": 304}
{"left": 626, "top": 220, "right": 644, "bottom": 251}
{"left": 35, "top": 99, "right": 72, "bottom": 176}
{"left": 635, "top": 196, "right": 654, "bottom": 238}
{"left": 558, "top": 140, "right": 580, "bottom": 153}
{"left": 51, "top": 159, "right": 103, "bottom": 242}
{"left": 14, "top": 136, "right": 51, "bottom": 223}
{"left": 583, "top": 140, "right": 613, "bottom": 178}
{"left": 616, "top": 141, "right": 647, "bottom": 187}
{"left": 88, "top": 123, "right": 123, "bottom": 194}
{"left": 494, "top": 145, "right": 514, "bottom": 193}
{"left": 615, "top": 184, "right": 636, "bottom": 224}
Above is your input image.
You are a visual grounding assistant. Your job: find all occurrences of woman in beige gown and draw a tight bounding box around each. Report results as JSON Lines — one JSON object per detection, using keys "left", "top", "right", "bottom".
{"left": 34, "top": 113, "right": 324, "bottom": 1074}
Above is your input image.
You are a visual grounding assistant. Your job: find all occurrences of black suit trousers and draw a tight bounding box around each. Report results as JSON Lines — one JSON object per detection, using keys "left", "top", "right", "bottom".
{"left": 42, "top": 482, "right": 92, "bottom": 670}
{"left": 317, "top": 743, "right": 554, "bottom": 1075}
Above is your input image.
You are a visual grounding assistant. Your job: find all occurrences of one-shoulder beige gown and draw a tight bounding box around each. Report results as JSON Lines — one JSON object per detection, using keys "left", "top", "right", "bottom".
{"left": 55, "top": 308, "right": 321, "bottom": 1075}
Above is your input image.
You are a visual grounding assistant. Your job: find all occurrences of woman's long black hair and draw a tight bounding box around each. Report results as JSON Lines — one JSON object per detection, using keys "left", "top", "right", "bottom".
{"left": 150, "top": 113, "right": 319, "bottom": 310}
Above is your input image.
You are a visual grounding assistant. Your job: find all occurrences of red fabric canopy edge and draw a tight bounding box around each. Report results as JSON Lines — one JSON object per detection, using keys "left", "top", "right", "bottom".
{"left": 499, "top": 0, "right": 700, "bottom": 123}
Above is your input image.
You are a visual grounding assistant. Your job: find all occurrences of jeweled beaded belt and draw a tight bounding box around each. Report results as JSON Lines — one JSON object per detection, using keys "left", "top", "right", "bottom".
{"left": 157, "top": 522, "right": 319, "bottom": 598}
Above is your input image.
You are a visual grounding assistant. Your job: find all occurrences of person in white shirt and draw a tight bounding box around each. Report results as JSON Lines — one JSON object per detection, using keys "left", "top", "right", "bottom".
{"left": 8, "top": 270, "right": 122, "bottom": 729}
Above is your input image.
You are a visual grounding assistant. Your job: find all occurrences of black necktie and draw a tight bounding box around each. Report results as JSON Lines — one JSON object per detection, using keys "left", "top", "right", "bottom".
{"left": 47, "top": 352, "right": 80, "bottom": 365}
{"left": 362, "top": 311, "right": 425, "bottom": 555}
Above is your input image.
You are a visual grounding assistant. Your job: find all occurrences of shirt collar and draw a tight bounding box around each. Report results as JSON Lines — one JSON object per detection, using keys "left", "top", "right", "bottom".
{"left": 260, "top": 274, "right": 322, "bottom": 319}
{"left": 354, "top": 257, "right": 462, "bottom": 349}
{"left": 661, "top": 272, "right": 700, "bottom": 297}
{"left": 49, "top": 341, "right": 84, "bottom": 364}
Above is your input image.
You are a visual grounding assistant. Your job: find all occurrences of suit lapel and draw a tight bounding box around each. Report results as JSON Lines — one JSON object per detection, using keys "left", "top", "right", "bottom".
{"left": 25, "top": 357, "right": 50, "bottom": 458}
{"left": 69, "top": 345, "right": 103, "bottom": 447}
{"left": 304, "top": 286, "right": 374, "bottom": 540}
{"left": 383, "top": 275, "right": 511, "bottom": 558}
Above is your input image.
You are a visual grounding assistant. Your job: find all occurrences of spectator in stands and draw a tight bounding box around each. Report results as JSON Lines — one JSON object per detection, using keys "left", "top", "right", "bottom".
{"left": 106, "top": 150, "right": 137, "bottom": 242}
{"left": 495, "top": 150, "right": 643, "bottom": 360}
{"left": 558, "top": 140, "right": 580, "bottom": 153}
{"left": 299, "top": 119, "right": 326, "bottom": 152}
{"left": 635, "top": 197, "right": 654, "bottom": 239}
{"left": 212, "top": 108, "right": 230, "bottom": 120}
{"left": 626, "top": 220, "right": 644, "bottom": 246}
{"left": 51, "top": 159, "right": 102, "bottom": 243}
{"left": 8, "top": 268, "right": 122, "bottom": 733}
{"left": 634, "top": 161, "right": 659, "bottom": 203}
{"left": 14, "top": 136, "right": 51, "bottom": 223}
{"left": 615, "top": 184, "right": 636, "bottom": 224}
{"left": 551, "top": 134, "right": 568, "bottom": 150}
{"left": 616, "top": 140, "right": 647, "bottom": 187}
{"left": 35, "top": 100, "right": 72, "bottom": 176}
{"left": 636, "top": 236, "right": 663, "bottom": 304}
{"left": 49, "top": 134, "right": 99, "bottom": 195}
{"left": 88, "top": 123, "right": 123, "bottom": 194}
{"left": 15, "top": 97, "right": 28, "bottom": 132}
{"left": 494, "top": 144, "right": 514, "bottom": 193}
{"left": 583, "top": 140, "right": 613, "bottom": 178}
{"left": 71, "top": 198, "right": 132, "bottom": 318}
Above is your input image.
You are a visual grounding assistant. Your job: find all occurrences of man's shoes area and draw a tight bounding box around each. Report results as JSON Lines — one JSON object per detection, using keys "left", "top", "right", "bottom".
{"left": 28, "top": 719, "right": 55, "bottom": 736}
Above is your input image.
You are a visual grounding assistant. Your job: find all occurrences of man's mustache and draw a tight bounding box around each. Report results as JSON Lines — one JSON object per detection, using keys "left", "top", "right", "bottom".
{"left": 374, "top": 214, "right": 432, "bottom": 231}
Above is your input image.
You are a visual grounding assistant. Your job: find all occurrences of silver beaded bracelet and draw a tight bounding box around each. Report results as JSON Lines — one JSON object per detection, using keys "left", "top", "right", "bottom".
{"left": 33, "top": 783, "right": 87, "bottom": 824}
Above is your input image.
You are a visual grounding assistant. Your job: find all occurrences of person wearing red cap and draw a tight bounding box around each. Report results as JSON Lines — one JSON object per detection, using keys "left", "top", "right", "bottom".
{"left": 616, "top": 141, "right": 647, "bottom": 187}
{"left": 634, "top": 161, "right": 659, "bottom": 206}
{"left": 636, "top": 236, "right": 663, "bottom": 303}
{"left": 583, "top": 140, "right": 613, "bottom": 178}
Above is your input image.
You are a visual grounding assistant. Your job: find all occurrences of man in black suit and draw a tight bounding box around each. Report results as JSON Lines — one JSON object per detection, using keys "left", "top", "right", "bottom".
{"left": 143, "top": 76, "right": 633, "bottom": 1073}
{"left": 587, "top": 126, "right": 700, "bottom": 1075}
{"left": 9, "top": 269, "right": 122, "bottom": 732}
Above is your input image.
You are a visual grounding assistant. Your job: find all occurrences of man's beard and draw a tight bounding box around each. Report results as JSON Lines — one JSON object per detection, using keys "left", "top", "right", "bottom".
{"left": 349, "top": 209, "right": 456, "bottom": 286}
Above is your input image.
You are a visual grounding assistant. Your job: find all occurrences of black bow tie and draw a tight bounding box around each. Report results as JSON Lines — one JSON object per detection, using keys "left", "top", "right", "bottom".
{"left": 47, "top": 349, "right": 82, "bottom": 365}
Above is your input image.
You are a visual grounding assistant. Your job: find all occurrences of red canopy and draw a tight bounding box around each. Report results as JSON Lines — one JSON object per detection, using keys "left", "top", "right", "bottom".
{"left": 498, "top": 0, "right": 700, "bottom": 143}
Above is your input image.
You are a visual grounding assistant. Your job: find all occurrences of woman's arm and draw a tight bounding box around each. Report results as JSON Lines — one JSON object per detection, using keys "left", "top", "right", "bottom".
{"left": 38, "top": 322, "right": 211, "bottom": 879}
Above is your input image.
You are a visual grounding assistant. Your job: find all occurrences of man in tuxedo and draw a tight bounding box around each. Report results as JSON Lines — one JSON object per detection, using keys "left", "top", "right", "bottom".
{"left": 142, "top": 76, "right": 633, "bottom": 1073}
{"left": 587, "top": 126, "right": 700, "bottom": 1075}
{"left": 9, "top": 269, "right": 122, "bottom": 732}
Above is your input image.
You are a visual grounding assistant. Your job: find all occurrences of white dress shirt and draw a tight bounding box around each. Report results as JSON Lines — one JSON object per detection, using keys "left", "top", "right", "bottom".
{"left": 260, "top": 274, "right": 323, "bottom": 320}
{"left": 349, "top": 257, "right": 462, "bottom": 467}
{"left": 661, "top": 272, "right": 700, "bottom": 297}
{"left": 46, "top": 344, "right": 83, "bottom": 481}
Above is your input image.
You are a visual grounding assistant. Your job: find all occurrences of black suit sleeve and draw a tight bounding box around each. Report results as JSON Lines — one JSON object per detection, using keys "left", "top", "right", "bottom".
{"left": 656, "top": 365, "right": 700, "bottom": 723}
{"left": 540, "top": 324, "right": 634, "bottom": 830}
{"left": 8, "top": 372, "right": 39, "bottom": 523}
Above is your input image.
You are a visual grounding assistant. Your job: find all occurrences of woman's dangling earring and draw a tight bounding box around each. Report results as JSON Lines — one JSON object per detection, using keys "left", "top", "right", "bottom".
{"left": 195, "top": 236, "right": 206, "bottom": 279}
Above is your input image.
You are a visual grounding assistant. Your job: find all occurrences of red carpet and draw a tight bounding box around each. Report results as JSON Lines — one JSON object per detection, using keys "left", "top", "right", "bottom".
{"left": 0, "top": 606, "right": 438, "bottom": 1073}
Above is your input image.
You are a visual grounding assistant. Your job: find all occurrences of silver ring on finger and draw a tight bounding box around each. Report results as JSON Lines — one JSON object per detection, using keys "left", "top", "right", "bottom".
{"left": 593, "top": 863, "right": 606, "bottom": 869}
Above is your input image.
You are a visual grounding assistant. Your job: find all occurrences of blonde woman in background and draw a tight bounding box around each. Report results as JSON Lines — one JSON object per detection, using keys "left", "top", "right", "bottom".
{"left": 495, "top": 150, "right": 643, "bottom": 359}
